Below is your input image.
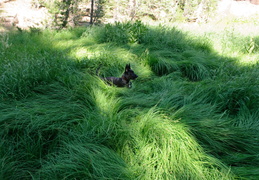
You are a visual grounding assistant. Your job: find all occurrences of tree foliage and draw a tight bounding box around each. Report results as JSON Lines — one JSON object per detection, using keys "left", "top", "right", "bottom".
{"left": 39, "top": 0, "right": 84, "bottom": 29}
{"left": 38, "top": 0, "right": 218, "bottom": 29}
{"left": 107, "top": 0, "right": 218, "bottom": 23}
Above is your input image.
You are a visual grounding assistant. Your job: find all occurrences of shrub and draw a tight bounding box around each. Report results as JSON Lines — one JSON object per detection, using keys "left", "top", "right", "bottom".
{"left": 99, "top": 21, "right": 148, "bottom": 44}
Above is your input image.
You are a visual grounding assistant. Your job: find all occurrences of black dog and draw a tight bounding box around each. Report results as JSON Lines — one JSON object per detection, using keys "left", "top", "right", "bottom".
{"left": 98, "top": 64, "right": 138, "bottom": 88}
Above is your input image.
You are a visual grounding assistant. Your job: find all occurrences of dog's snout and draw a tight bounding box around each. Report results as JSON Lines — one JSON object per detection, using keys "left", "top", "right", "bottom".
{"left": 132, "top": 74, "right": 138, "bottom": 80}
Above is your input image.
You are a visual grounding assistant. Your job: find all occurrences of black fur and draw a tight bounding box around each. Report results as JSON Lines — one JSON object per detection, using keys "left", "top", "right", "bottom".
{"left": 98, "top": 64, "right": 138, "bottom": 88}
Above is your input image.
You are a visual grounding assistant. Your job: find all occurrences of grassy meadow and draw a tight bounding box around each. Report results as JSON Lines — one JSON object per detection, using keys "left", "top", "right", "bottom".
{"left": 0, "top": 21, "right": 259, "bottom": 179}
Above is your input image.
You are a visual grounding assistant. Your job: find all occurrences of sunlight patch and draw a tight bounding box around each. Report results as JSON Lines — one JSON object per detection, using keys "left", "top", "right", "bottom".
{"left": 72, "top": 47, "right": 91, "bottom": 59}
{"left": 239, "top": 55, "right": 259, "bottom": 66}
{"left": 53, "top": 40, "right": 75, "bottom": 50}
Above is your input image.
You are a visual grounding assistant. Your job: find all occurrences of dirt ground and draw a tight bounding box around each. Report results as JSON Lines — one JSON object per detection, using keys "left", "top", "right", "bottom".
{"left": 0, "top": 0, "right": 50, "bottom": 31}
{"left": 0, "top": 0, "right": 259, "bottom": 32}
{"left": 218, "top": 0, "right": 259, "bottom": 16}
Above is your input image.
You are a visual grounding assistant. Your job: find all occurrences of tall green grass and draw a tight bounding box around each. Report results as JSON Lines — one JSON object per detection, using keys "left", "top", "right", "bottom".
{"left": 1, "top": 22, "right": 259, "bottom": 179}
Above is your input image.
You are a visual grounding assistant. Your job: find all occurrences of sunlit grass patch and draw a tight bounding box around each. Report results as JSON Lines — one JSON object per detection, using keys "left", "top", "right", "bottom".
{"left": 116, "top": 108, "right": 233, "bottom": 179}
{"left": 237, "top": 54, "right": 259, "bottom": 66}
{"left": 92, "top": 87, "right": 121, "bottom": 118}
{"left": 70, "top": 46, "right": 92, "bottom": 59}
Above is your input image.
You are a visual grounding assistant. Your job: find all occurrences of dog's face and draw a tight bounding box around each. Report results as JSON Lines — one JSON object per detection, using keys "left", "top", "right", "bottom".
{"left": 124, "top": 64, "right": 138, "bottom": 80}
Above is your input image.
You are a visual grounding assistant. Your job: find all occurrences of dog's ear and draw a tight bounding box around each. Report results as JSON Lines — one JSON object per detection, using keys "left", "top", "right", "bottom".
{"left": 125, "top": 64, "right": 131, "bottom": 72}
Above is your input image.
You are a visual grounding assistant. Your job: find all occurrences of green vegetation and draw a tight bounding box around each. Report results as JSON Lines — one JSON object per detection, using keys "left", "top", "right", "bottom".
{"left": 0, "top": 21, "right": 259, "bottom": 179}
{"left": 36, "top": 0, "right": 218, "bottom": 29}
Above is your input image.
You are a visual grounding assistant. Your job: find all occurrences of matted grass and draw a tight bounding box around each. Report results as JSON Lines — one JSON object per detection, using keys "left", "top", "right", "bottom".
{"left": 0, "top": 21, "right": 258, "bottom": 179}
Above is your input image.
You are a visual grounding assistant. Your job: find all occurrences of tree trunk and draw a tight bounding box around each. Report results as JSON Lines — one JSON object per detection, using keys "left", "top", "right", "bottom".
{"left": 90, "top": 0, "right": 94, "bottom": 24}
{"left": 61, "top": 0, "right": 72, "bottom": 28}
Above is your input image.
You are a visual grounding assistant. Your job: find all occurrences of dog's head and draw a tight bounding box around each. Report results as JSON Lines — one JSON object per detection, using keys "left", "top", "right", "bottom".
{"left": 124, "top": 64, "right": 138, "bottom": 80}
